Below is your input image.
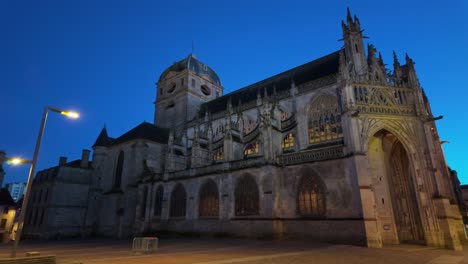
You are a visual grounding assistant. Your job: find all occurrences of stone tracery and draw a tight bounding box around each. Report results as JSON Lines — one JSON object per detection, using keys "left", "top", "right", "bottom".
{"left": 308, "top": 94, "right": 343, "bottom": 144}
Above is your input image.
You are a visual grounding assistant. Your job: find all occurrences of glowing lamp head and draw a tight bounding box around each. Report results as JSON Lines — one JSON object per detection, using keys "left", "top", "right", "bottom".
{"left": 6, "top": 158, "right": 27, "bottom": 165}
{"left": 60, "top": 111, "right": 80, "bottom": 119}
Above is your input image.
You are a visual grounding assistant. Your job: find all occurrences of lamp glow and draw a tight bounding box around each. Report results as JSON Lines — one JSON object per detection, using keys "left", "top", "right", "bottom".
{"left": 6, "top": 158, "right": 30, "bottom": 165}
{"left": 9, "top": 158, "right": 22, "bottom": 165}
{"left": 60, "top": 111, "right": 80, "bottom": 119}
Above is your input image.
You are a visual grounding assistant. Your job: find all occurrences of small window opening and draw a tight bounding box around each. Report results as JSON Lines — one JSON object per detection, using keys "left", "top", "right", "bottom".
{"left": 167, "top": 83, "right": 176, "bottom": 93}
{"left": 191, "top": 79, "right": 196, "bottom": 87}
{"left": 355, "top": 44, "right": 359, "bottom": 53}
{"left": 201, "top": 85, "right": 211, "bottom": 96}
{"left": 166, "top": 102, "right": 175, "bottom": 109}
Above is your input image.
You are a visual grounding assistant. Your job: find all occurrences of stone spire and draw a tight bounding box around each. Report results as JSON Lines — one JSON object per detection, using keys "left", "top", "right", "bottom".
{"left": 341, "top": 7, "right": 368, "bottom": 78}
{"left": 405, "top": 53, "right": 420, "bottom": 88}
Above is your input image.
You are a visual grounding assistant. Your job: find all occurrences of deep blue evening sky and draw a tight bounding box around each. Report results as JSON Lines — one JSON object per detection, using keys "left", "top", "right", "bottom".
{"left": 2, "top": 1, "right": 467, "bottom": 184}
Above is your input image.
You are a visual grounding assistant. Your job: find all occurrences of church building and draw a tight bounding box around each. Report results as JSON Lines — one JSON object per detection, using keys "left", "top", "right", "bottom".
{"left": 25, "top": 9, "right": 464, "bottom": 249}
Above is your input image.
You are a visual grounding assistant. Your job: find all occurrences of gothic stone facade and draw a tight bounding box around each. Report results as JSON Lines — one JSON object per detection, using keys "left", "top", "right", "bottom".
{"left": 77, "top": 10, "right": 463, "bottom": 249}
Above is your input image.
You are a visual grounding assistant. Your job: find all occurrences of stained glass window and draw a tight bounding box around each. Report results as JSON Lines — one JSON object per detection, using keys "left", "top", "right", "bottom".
{"left": 308, "top": 94, "right": 343, "bottom": 144}
{"left": 244, "top": 142, "right": 259, "bottom": 156}
{"left": 140, "top": 186, "right": 148, "bottom": 219}
{"left": 170, "top": 184, "right": 186, "bottom": 218}
{"left": 235, "top": 175, "right": 259, "bottom": 216}
{"left": 199, "top": 179, "right": 219, "bottom": 217}
{"left": 213, "top": 148, "right": 224, "bottom": 161}
{"left": 297, "top": 175, "right": 326, "bottom": 217}
{"left": 282, "top": 133, "right": 294, "bottom": 148}
{"left": 153, "top": 185, "right": 164, "bottom": 216}
{"left": 114, "top": 151, "right": 124, "bottom": 189}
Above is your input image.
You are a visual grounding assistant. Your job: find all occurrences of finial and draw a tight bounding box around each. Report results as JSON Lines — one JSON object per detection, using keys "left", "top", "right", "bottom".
{"left": 346, "top": 7, "right": 353, "bottom": 23}
{"left": 393, "top": 51, "right": 399, "bottom": 63}
{"left": 354, "top": 15, "right": 360, "bottom": 24}
{"left": 405, "top": 53, "right": 414, "bottom": 66}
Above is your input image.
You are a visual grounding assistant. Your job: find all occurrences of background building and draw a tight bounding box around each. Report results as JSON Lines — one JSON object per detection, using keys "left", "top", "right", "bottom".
{"left": 23, "top": 150, "right": 92, "bottom": 239}
{"left": 5, "top": 182, "right": 26, "bottom": 202}
{"left": 0, "top": 188, "right": 17, "bottom": 243}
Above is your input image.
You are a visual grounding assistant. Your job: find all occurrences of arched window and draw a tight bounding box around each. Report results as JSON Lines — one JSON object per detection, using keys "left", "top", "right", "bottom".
{"left": 38, "top": 189, "right": 42, "bottom": 203}
{"left": 140, "top": 185, "right": 148, "bottom": 219}
{"left": 39, "top": 209, "right": 45, "bottom": 225}
{"left": 297, "top": 175, "right": 326, "bottom": 217}
{"left": 114, "top": 151, "right": 124, "bottom": 189}
{"left": 33, "top": 209, "right": 39, "bottom": 225}
{"left": 235, "top": 175, "right": 259, "bottom": 216}
{"left": 170, "top": 184, "right": 186, "bottom": 218}
{"left": 199, "top": 179, "right": 219, "bottom": 217}
{"left": 26, "top": 210, "right": 32, "bottom": 225}
{"left": 282, "top": 133, "right": 294, "bottom": 148}
{"left": 308, "top": 94, "right": 343, "bottom": 144}
{"left": 213, "top": 148, "right": 224, "bottom": 161}
{"left": 244, "top": 142, "right": 259, "bottom": 156}
{"left": 153, "top": 185, "right": 164, "bottom": 216}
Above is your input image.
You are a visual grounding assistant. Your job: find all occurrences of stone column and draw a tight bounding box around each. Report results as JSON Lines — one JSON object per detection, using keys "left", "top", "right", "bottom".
{"left": 353, "top": 154, "right": 383, "bottom": 248}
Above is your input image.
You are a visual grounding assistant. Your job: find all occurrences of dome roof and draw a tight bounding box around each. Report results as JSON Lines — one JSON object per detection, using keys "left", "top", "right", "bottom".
{"left": 158, "top": 54, "right": 221, "bottom": 85}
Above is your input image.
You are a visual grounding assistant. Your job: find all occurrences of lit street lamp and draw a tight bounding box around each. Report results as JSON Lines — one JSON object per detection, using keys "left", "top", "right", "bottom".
{"left": 11, "top": 106, "right": 79, "bottom": 258}
{"left": 6, "top": 158, "right": 32, "bottom": 166}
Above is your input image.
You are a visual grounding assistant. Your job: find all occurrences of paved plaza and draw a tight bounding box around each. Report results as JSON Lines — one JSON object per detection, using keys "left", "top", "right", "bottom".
{"left": 0, "top": 238, "right": 466, "bottom": 264}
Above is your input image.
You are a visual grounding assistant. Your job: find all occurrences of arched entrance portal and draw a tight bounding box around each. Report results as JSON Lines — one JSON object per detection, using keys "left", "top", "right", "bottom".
{"left": 368, "top": 130, "right": 425, "bottom": 244}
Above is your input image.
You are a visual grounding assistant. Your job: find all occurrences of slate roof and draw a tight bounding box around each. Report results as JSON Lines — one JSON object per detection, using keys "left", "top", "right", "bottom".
{"left": 65, "top": 159, "right": 93, "bottom": 169}
{"left": 159, "top": 53, "right": 221, "bottom": 85}
{"left": 199, "top": 50, "right": 340, "bottom": 115}
{"left": 111, "top": 122, "right": 170, "bottom": 146}
{"left": 0, "top": 188, "right": 16, "bottom": 206}
{"left": 93, "top": 127, "right": 115, "bottom": 147}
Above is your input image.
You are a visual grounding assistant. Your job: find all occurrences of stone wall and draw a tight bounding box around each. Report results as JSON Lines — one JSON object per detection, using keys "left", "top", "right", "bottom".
{"left": 138, "top": 157, "right": 365, "bottom": 244}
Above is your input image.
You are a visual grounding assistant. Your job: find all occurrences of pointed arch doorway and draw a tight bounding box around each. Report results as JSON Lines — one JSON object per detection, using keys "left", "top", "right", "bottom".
{"left": 368, "top": 130, "right": 425, "bottom": 244}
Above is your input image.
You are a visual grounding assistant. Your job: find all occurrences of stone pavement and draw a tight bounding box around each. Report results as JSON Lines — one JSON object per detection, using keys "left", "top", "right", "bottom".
{"left": 0, "top": 238, "right": 465, "bottom": 264}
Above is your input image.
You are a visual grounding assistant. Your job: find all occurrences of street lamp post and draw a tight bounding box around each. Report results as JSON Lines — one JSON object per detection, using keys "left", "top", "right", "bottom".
{"left": 11, "top": 106, "right": 79, "bottom": 258}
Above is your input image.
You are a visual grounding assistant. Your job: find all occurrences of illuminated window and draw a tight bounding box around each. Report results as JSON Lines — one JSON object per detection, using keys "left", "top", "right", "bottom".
{"left": 297, "top": 175, "right": 326, "bottom": 217}
{"left": 281, "top": 112, "right": 289, "bottom": 121}
{"left": 244, "top": 142, "right": 259, "bottom": 156}
{"left": 114, "top": 151, "right": 124, "bottom": 189}
{"left": 199, "top": 179, "right": 219, "bottom": 217}
{"left": 308, "top": 94, "right": 343, "bottom": 144}
{"left": 153, "top": 185, "right": 163, "bottom": 216}
{"left": 235, "top": 175, "right": 259, "bottom": 216}
{"left": 170, "top": 184, "right": 186, "bottom": 218}
{"left": 282, "top": 133, "right": 294, "bottom": 148}
{"left": 213, "top": 148, "right": 224, "bottom": 161}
